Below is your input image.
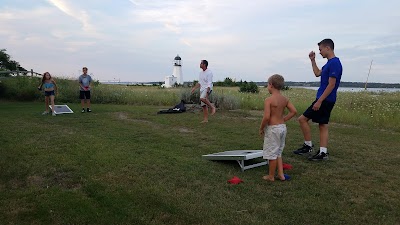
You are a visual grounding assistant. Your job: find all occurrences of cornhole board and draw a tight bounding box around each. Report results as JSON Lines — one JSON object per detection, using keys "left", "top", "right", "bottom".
{"left": 202, "top": 150, "right": 268, "bottom": 172}
{"left": 49, "top": 105, "right": 74, "bottom": 114}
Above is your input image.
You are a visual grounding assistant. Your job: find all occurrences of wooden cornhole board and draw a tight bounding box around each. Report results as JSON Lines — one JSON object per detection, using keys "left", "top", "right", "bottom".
{"left": 49, "top": 105, "right": 74, "bottom": 114}
{"left": 202, "top": 150, "right": 267, "bottom": 172}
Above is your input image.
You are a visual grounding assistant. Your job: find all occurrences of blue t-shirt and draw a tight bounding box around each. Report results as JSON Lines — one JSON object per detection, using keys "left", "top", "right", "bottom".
{"left": 316, "top": 57, "right": 343, "bottom": 102}
{"left": 79, "top": 74, "right": 92, "bottom": 91}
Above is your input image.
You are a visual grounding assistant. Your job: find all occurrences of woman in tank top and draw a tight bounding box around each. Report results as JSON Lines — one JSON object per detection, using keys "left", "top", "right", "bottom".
{"left": 38, "top": 72, "right": 58, "bottom": 116}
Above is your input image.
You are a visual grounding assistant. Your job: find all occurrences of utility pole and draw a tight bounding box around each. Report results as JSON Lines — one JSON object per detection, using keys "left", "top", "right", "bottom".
{"left": 364, "top": 60, "right": 373, "bottom": 90}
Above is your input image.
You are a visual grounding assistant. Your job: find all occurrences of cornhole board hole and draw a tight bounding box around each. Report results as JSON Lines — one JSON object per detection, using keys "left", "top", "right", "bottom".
{"left": 49, "top": 105, "right": 74, "bottom": 114}
{"left": 202, "top": 150, "right": 268, "bottom": 172}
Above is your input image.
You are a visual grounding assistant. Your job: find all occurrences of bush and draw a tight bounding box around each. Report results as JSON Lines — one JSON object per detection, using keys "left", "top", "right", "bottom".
{"left": 0, "top": 76, "right": 40, "bottom": 101}
{"left": 239, "top": 81, "right": 259, "bottom": 93}
{"left": 180, "top": 89, "right": 240, "bottom": 110}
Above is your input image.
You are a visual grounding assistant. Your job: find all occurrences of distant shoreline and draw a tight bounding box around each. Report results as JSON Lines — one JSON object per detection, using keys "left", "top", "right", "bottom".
{"left": 100, "top": 81, "right": 400, "bottom": 89}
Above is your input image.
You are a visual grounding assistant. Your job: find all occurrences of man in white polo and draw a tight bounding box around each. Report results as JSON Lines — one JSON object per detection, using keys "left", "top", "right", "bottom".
{"left": 191, "top": 60, "right": 216, "bottom": 123}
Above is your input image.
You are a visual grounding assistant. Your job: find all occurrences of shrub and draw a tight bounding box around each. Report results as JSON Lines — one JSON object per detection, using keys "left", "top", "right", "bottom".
{"left": 239, "top": 81, "right": 259, "bottom": 93}
{"left": 0, "top": 76, "right": 40, "bottom": 101}
{"left": 180, "top": 89, "right": 240, "bottom": 110}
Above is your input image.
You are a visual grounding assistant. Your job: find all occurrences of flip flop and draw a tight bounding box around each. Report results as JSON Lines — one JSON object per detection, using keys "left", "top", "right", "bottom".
{"left": 275, "top": 174, "right": 291, "bottom": 181}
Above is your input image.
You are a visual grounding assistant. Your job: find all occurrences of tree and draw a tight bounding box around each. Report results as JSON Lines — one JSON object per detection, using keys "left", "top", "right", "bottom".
{"left": 214, "top": 77, "right": 237, "bottom": 87}
{"left": 0, "top": 49, "right": 27, "bottom": 76}
{"left": 239, "top": 81, "right": 259, "bottom": 93}
{"left": 223, "top": 77, "right": 236, "bottom": 86}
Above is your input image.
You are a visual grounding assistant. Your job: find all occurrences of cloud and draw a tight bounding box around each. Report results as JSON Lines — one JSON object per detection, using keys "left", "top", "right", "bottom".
{"left": 1, "top": 0, "right": 400, "bottom": 83}
{"left": 128, "top": 0, "right": 139, "bottom": 6}
{"left": 180, "top": 38, "right": 192, "bottom": 47}
{"left": 46, "top": 0, "right": 95, "bottom": 33}
{"left": 0, "top": 11, "right": 15, "bottom": 20}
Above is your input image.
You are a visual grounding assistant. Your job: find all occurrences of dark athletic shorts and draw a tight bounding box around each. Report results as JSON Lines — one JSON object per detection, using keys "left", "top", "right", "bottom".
{"left": 44, "top": 90, "right": 55, "bottom": 96}
{"left": 303, "top": 99, "right": 335, "bottom": 124}
{"left": 80, "top": 91, "right": 91, "bottom": 100}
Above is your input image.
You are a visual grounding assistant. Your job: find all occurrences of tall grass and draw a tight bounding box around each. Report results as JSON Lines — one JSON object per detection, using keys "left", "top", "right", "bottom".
{"left": 333, "top": 91, "right": 400, "bottom": 129}
{"left": 1, "top": 76, "right": 399, "bottom": 131}
{"left": 214, "top": 86, "right": 400, "bottom": 131}
{"left": 0, "top": 76, "right": 40, "bottom": 101}
{"left": 0, "top": 76, "right": 242, "bottom": 110}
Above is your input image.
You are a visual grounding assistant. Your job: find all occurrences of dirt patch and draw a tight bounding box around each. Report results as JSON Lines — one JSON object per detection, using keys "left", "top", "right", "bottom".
{"left": 114, "top": 112, "right": 153, "bottom": 124}
{"left": 178, "top": 127, "right": 194, "bottom": 133}
{"left": 7, "top": 175, "right": 47, "bottom": 189}
{"left": 45, "top": 170, "right": 82, "bottom": 190}
{"left": 9, "top": 178, "right": 25, "bottom": 189}
{"left": 244, "top": 117, "right": 259, "bottom": 120}
{"left": 7, "top": 200, "right": 33, "bottom": 217}
{"left": 185, "top": 104, "right": 203, "bottom": 113}
{"left": 217, "top": 113, "right": 260, "bottom": 121}
{"left": 27, "top": 175, "right": 45, "bottom": 188}
{"left": 116, "top": 112, "right": 129, "bottom": 120}
{"left": 248, "top": 110, "right": 263, "bottom": 117}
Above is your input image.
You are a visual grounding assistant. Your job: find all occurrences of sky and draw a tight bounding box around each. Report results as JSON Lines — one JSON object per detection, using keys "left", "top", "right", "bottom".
{"left": 1, "top": 0, "right": 399, "bottom": 83}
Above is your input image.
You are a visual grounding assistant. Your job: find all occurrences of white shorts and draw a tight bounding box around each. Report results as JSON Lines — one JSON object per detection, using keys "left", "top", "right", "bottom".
{"left": 263, "top": 124, "right": 287, "bottom": 160}
{"left": 200, "top": 89, "right": 212, "bottom": 106}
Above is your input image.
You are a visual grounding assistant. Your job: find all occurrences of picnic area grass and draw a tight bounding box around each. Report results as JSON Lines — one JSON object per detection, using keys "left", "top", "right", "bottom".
{"left": 0, "top": 101, "right": 399, "bottom": 225}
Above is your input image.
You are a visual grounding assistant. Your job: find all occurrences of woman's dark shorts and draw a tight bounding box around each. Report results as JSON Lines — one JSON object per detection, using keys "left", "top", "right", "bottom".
{"left": 45, "top": 91, "right": 55, "bottom": 96}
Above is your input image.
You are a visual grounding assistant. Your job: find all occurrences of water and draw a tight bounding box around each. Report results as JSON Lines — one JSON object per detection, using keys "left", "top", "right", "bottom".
{"left": 293, "top": 86, "right": 400, "bottom": 93}
{"left": 101, "top": 81, "right": 136, "bottom": 85}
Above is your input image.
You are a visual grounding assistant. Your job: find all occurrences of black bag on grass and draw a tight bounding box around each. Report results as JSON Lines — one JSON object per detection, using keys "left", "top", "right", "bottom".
{"left": 157, "top": 100, "right": 186, "bottom": 114}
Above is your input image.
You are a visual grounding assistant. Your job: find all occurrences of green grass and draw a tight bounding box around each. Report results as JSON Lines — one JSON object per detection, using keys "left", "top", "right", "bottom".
{"left": 1, "top": 101, "right": 399, "bottom": 225}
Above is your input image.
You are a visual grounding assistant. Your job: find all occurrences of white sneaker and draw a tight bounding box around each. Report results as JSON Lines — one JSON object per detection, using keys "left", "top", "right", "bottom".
{"left": 52, "top": 112, "right": 56, "bottom": 116}
{"left": 42, "top": 111, "right": 48, "bottom": 115}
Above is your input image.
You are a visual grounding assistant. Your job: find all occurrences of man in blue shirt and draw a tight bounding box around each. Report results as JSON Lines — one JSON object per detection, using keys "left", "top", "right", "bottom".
{"left": 293, "top": 39, "right": 343, "bottom": 161}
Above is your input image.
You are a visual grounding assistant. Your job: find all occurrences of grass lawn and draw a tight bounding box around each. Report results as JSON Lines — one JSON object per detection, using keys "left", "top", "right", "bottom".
{"left": 0, "top": 101, "right": 399, "bottom": 225}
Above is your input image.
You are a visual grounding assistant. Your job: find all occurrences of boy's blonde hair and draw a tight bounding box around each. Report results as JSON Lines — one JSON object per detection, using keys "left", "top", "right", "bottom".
{"left": 268, "top": 74, "right": 285, "bottom": 90}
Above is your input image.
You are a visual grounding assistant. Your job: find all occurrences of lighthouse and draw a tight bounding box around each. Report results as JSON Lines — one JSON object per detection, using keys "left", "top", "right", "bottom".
{"left": 163, "top": 55, "right": 184, "bottom": 88}
{"left": 172, "top": 55, "right": 183, "bottom": 85}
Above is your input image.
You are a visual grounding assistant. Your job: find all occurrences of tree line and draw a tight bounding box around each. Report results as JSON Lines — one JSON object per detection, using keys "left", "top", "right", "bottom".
{"left": 214, "top": 77, "right": 260, "bottom": 93}
{"left": 0, "top": 49, "right": 28, "bottom": 75}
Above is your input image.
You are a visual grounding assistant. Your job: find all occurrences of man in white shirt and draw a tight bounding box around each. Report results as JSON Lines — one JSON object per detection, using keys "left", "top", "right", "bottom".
{"left": 191, "top": 60, "right": 216, "bottom": 123}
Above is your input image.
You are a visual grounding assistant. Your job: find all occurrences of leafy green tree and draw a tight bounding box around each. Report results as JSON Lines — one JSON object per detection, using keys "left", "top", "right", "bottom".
{"left": 223, "top": 77, "right": 236, "bottom": 86}
{"left": 239, "top": 81, "right": 259, "bottom": 93}
{"left": 214, "top": 77, "right": 237, "bottom": 87}
{"left": 0, "top": 49, "right": 27, "bottom": 76}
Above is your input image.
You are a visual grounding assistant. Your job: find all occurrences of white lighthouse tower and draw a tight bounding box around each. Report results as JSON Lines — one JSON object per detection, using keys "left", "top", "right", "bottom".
{"left": 172, "top": 55, "right": 183, "bottom": 85}
{"left": 163, "top": 55, "right": 183, "bottom": 88}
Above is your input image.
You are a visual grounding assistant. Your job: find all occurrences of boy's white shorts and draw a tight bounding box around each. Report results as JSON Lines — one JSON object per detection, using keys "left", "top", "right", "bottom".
{"left": 263, "top": 124, "right": 287, "bottom": 160}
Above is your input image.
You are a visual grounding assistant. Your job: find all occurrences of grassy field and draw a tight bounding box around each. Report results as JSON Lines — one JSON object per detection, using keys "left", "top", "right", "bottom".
{"left": 99, "top": 85, "right": 400, "bottom": 132}
{"left": 2, "top": 76, "right": 400, "bottom": 131}
{"left": 1, "top": 100, "right": 399, "bottom": 225}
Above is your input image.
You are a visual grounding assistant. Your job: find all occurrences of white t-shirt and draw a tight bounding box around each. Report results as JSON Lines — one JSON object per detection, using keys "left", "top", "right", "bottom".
{"left": 199, "top": 69, "right": 213, "bottom": 92}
